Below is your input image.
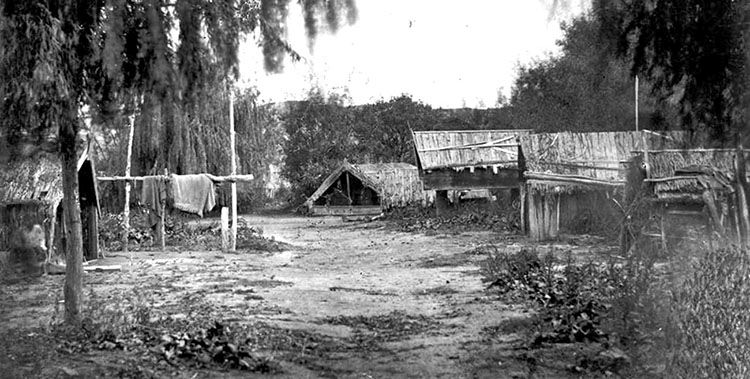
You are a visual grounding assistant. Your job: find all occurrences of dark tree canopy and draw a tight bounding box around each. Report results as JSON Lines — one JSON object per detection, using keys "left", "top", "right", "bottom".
{"left": 506, "top": 12, "right": 676, "bottom": 133}
{"left": 1, "top": 0, "right": 358, "bottom": 160}
{"left": 594, "top": 0, "right": 749, "bottom": 144}
{"left": 0, "top": 0, "right": 357, "bottom": 323}
{"left": 281, "top": 93, "right": 514, "bottom": 202}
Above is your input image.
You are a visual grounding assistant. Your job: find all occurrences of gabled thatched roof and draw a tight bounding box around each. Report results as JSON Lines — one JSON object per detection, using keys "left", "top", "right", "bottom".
{"left": 643, "top": 149, "right": 749, "bottom": 200}
{"left": 0, "top": 153, "right": 63, "bottom": 207}
{"left": 412, "top": 129, "right": 532, "bottom": 171}
{"left": 0, "top": 143, "right": 93, "bottom": 208}
{"left": 521, "top": 130, "right": 687, "bottom": 186}
{"left": 304, "top": 162, "right": 429, "bottom": 209}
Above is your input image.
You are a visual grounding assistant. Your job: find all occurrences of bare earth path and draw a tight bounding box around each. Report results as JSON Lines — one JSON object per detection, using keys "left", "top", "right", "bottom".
{"left": 1, "top": 215, "right": 557, "bottom": 378}
{"left": 235, "top": 215, "right": 528, "bottom": 378}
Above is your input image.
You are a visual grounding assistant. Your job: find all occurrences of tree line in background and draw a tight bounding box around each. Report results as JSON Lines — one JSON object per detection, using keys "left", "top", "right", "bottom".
{"left": 0, "top": 0, "right": 356, "bottom": 324}
{"left": 283, "top": 0, "right": 750, "bottom": 203}
{"left": 280, "top": 91, "right": 511, "bottom": 202}
{"left": 3, "top": 0, "right": 748, "bottom": 328}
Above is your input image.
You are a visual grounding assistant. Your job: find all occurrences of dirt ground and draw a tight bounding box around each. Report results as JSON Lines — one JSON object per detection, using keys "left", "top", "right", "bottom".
{"left": 0, "top": 215, "right": 617, "bottom": 378}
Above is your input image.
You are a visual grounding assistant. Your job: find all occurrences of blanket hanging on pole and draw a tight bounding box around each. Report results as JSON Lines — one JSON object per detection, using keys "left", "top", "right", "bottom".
{"left": 141, "top": 176, "right": 167, "bottom": 227}
{"left": 170, "top": 174, "right": 216, "bottom": 217}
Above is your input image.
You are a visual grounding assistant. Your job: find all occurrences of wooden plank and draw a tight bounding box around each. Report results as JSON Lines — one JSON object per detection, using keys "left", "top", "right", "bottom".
{"left": 229, "top": 92, "right": 237, "bottom": 251}
{"left": 525, "top": 172, "right": 625, "bottom": 187}
{"left": 422, "top": 168, "right": 520, "bottom": 191}
{"left": 702, "top": 190, "right": 726, "bottom": 237}
{"left": 98, "top": 174, "right": 255, "bottom": 182}
{"left": 534, "top": 161, "right": 627, "bottom": 171}
{"left": 87, "top": 203, "right": 99, "bottom": 260}
{"left": 529, "top": 192, "right": 541, "bottom": 240}
{"left": 417, "top": 143, "right": 521, "bottom": 153}
{"left": 84, "top": 265, "right": 121, "bottom": 272}
{"left": 221, "top": 207, "right": 229, "bottom": 252}
{"left": 310, "top": 205, "right": 382, "bottom": 216}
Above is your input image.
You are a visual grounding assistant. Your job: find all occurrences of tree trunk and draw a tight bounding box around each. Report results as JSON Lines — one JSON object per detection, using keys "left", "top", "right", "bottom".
{"left": 62, "top": 149, "right": 84, "bottom": 324}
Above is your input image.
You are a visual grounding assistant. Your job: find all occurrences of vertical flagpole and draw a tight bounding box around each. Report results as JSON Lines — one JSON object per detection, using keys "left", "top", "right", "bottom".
{"left": 635, "top": 75, "right": 639, "bottom": 131}
{"left": 230, "top": 89, "right": 238, "bottom": 251}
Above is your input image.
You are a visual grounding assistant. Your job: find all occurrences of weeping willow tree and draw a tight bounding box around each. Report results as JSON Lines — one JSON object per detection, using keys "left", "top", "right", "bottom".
{"left": 0, "top": 0, "right": 356, "bottom": 324}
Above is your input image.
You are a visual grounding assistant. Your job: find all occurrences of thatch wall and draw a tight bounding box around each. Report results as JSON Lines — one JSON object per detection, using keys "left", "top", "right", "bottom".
{"left": 304, "top": 162, "right": 433, "bottom": 211}
{"left": 354, "top": 163, "right": 433, "bottom": 208}
{"left": 0, "top": 148, "right": 99, "bottom": 258}
{"left": 0, "top": 153, "right": 62, "bottom": 251}
{"left": 412, "top": 129, "right": 532, "bottom": 170}
{"left": 521, "top": 130, "right": 687, "bottom": 241}
{"left": 520, "top": 130, "right": 688, "bottom": 185}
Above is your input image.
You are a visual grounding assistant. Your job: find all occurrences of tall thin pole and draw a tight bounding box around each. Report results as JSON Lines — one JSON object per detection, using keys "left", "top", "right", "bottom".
{"left": 230, "top": 90, "right": 238, "bottom": 251}
{"left": 123, "top": 114, "right": 135, "bottom": 255}
{"left": 635, "top": 75, "right": 639, "bottom": 131}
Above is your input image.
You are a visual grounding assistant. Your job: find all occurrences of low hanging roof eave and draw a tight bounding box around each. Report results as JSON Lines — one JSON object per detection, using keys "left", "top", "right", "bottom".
{"left": 303, "top": 162, "right": 382, "bottom": 208}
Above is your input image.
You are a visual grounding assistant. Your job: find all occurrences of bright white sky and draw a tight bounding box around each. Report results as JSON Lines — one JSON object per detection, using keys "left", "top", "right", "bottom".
{"left": 238, "top": 1, "right": 588, "bottom": 109}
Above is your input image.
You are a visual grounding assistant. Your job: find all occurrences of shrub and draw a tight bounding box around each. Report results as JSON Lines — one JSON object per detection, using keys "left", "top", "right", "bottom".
{"left": 668, "top": 246, "right": 750, "bottom": 378}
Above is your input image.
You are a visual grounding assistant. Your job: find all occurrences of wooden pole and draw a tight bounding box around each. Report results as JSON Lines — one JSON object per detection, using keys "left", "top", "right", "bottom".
{"left": 660, "top": 206, "right": 669, "bottom": 253}
{"left": 635, "top": 75, "right": 639, "bottom": 131}
{"left": 519, "top": 184, "right": 527, "bottom": 235}
{"left": 641, "top": 132, "right": 649, "bottom": 178}
{"left": 735, "top": 147, "right": 750, "bottom": 249}
{"left": 123, "top": 114, "right": 135, "bottom": 254}
{"left": 229, "top": 90, "right": 238, "bottom": 251}
{"left": 160, "top": 169, "right": 167, "bottom": 252}
{"left": 221, "top": 207, "right": 230, "bottom": 252}
{"left": 346, "top": 172, "right": 352, "bottom": 205}
{"left": 555, "top": 193, "right": 561, "bottom": 237}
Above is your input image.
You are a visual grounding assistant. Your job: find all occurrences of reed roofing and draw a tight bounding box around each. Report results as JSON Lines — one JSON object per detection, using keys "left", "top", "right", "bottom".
{"left": 521, "top": 130, "right": 687, "bottom": 183}
{"left": 412, "top": 129, "right": 532, "bottom": 171}
{"left": 0, "top": 153, "right": 64, "bottom": 207}
{"left": 304, "top": 162, "right": 428, "bottom": 209}
{"left": 643, "top": 149, "right": 749, "bottom": 199}
{"left": 0, "top": 144, "right": 93, "bottom": 207}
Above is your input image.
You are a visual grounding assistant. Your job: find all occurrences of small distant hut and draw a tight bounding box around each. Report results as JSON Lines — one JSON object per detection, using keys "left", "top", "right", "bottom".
{"left": 634, "top": 148, "right": 749, "bottom": 248}
{"left": 519, "top": 130, "right": 686, "bottom": 241}
{"left": 412, "top": 129, "right": 532, "bottom": 212}
{"left": 0, "top": 143, "right": 100, "bottom": 260}
{"left": 304, "top": 162, "right": 432, "bottom": 216}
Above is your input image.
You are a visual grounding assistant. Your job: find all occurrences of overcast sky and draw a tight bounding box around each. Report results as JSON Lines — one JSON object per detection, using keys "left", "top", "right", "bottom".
{"left": 238, "top": 1, "right": 588, "bottom": 109}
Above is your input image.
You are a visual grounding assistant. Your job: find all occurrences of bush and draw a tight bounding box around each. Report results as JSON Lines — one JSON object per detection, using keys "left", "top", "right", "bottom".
{"left": 99, "top": 211, "right": 288, "bottom": 252}
{"left": 668, "top": 247, "right": 750, "bottom": 377}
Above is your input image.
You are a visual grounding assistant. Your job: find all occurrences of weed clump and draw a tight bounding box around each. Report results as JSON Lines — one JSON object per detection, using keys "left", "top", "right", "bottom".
{"left": 481, "top": 241, "right": 750, "bottom": 377}
{"left": 668, "top": 247, "right": 750, "bottom": 378}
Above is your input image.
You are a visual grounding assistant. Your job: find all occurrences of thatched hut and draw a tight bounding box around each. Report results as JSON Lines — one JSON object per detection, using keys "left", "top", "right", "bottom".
{"left": 412, "top": 129, "right": 532, "bottom": 190}
{"left": 304, "top": 162, "right": 432, "bottom": 216}
{"left": 519, "top": 130, "right": 686, "bottom": 241}
{"left": 412, "top": 129, "right": 532, "bottom": 214}
{"left": 633, "top": 148, "right": 749, "bottom": 246}
{"left": 0, "top": 143, "right": 100, "bottom": 260}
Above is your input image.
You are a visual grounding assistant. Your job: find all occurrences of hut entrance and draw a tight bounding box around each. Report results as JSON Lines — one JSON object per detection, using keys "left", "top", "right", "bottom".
{"left": 305, "top": 162, "right": 432, "bottom": 217}
{"left": 314, "top": 172, "right": 380, "bottom": 207}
